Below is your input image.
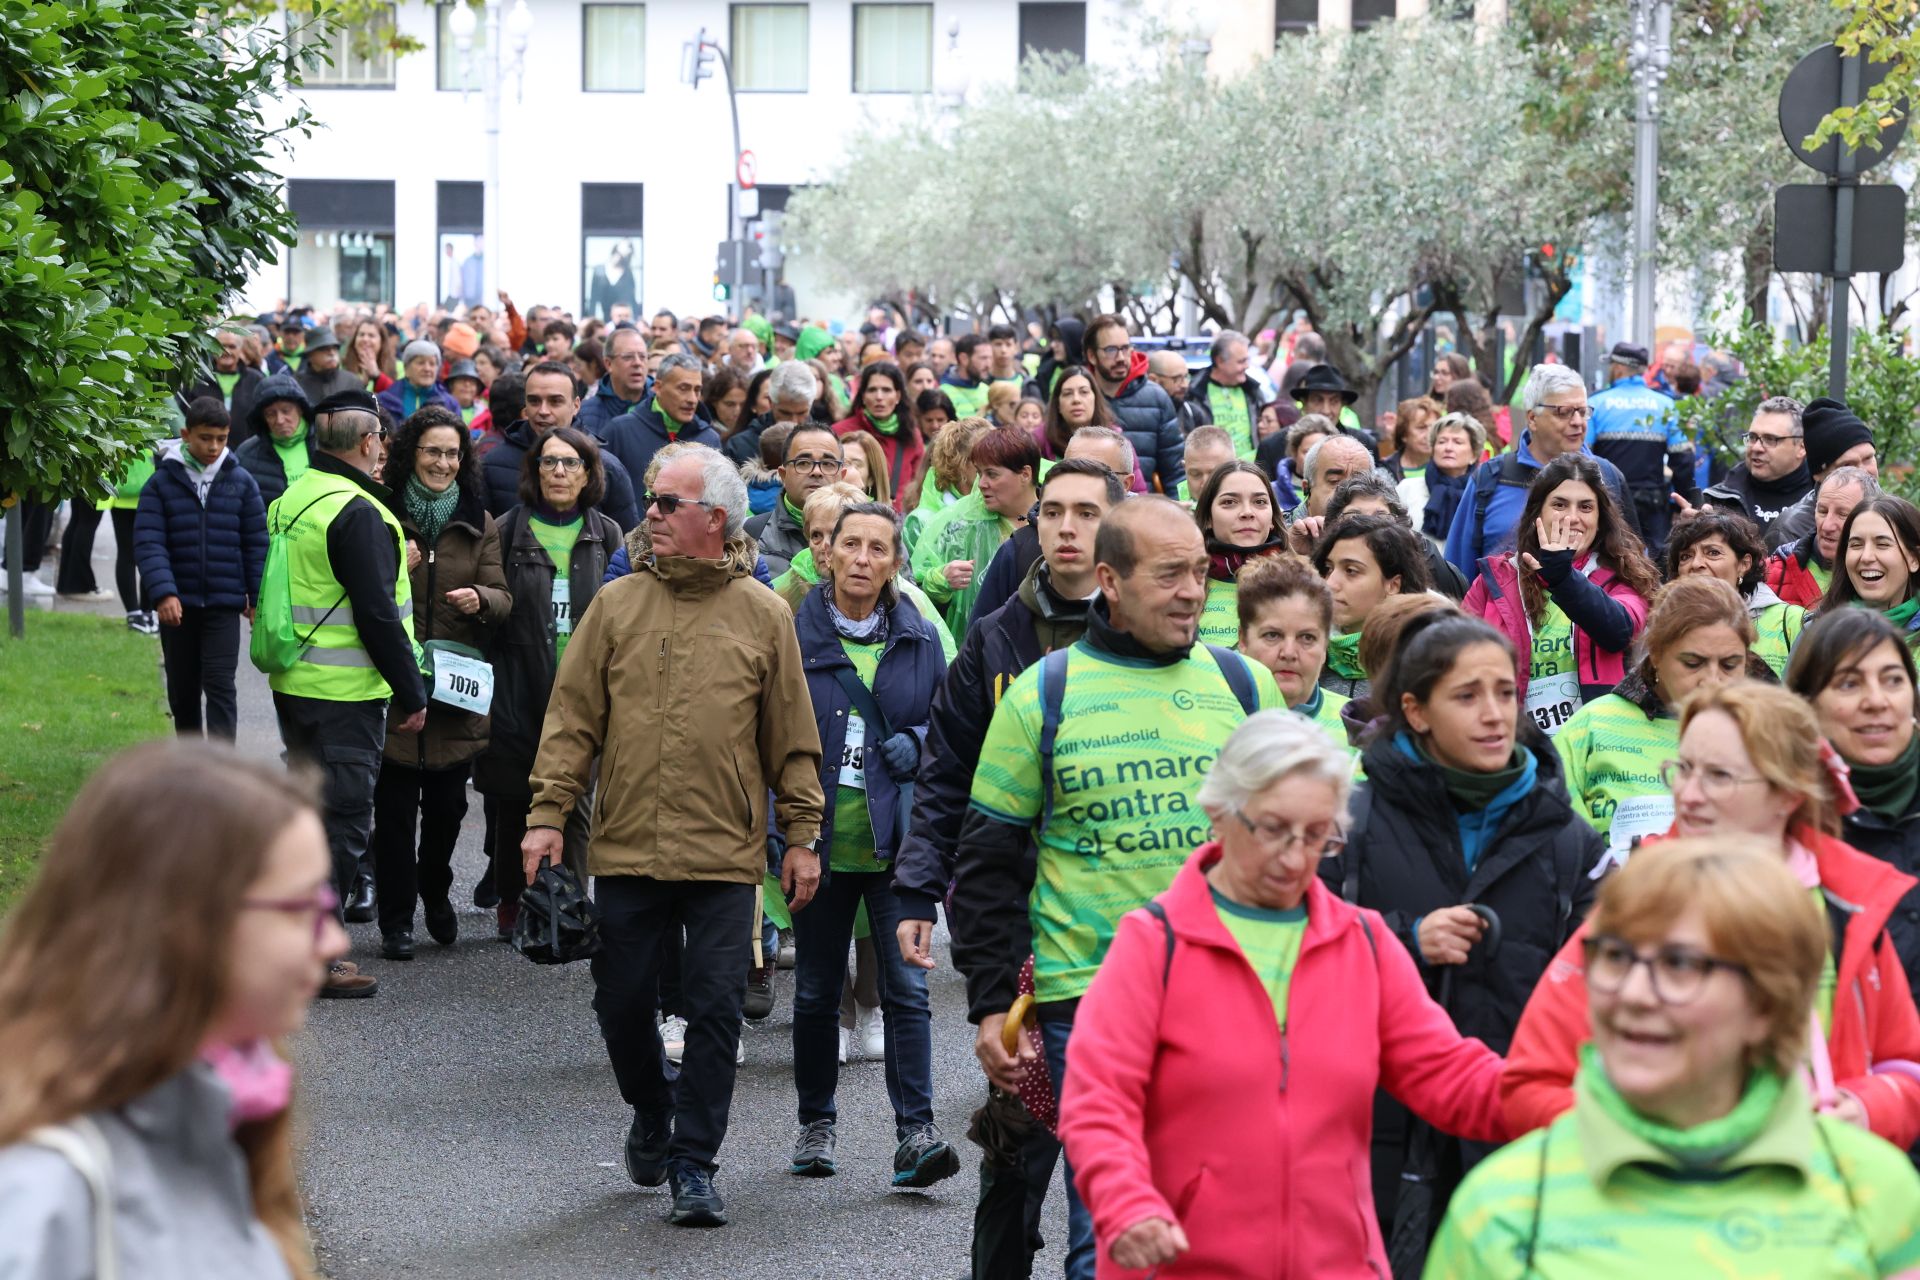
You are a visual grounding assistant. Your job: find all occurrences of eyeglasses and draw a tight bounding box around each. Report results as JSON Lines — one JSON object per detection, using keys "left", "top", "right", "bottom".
{"left": 1742, "top": 430, "right": 1804, "bottom": 448}
{"left": 1583, "top": 933, "right": 1749, "bottom": 1005}
{"left": 418, "top": 447, "right": 461, "bottom": 463}
{"left": 785, "top": 457, "right": 841, "bottom": 475}
{"left": 1230, "top": 809, "right": 1346, "bottom": 858}
{"left": 1094, "top": 344, "right": 1133, "bottom": 360}
{"left": 645, "top": 491, "right": 714, "bottom": 515}
{"left": 243, "top": 884, "right": 341, "bottom": 943}
{"left": 1658, "top": 758, "right": 1772, "bottom": 800}
{"left": 537, "top": 456, "right": 586, "bottom": 473}
{"left": 1534, "top": 403, "right": 1592, "bottom": 422}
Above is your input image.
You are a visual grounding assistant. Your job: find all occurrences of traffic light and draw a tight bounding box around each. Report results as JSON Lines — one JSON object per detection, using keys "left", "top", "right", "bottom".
{"left": 683, "top": 28, "right": 716, "bottom": 87}
{"left": 754, "top": 209, "right": 785, "bottom": 271}
{"left": 713, "top": 273, "right": 731, "bottom": 303}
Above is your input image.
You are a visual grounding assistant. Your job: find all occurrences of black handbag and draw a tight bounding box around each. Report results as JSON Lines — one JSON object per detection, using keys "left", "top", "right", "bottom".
{"left": 512, "top": 863, "right": 602, "bottom": 964}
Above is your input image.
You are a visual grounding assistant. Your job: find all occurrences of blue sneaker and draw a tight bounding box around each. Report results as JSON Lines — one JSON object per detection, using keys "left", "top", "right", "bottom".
{"left": 891, "top": 1122, "right": 960, "bottom": 1188}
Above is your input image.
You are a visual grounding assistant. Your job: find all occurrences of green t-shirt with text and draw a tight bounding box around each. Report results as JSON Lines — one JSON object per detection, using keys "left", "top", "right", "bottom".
{"left": 1206, "top": 383, "right": 1256, "bottom": 459}
{"left": 1198, "top": 578, "right": 1240, "bottom": 647}
{"left": 1554, "top": 693, "right": 1678, "bottom": 848}
{"left": 969, "top": 641, "right": 1282, "bottom": 1001}
{"left": 1212, "top": 887, "right": 1307, "bottom": 1026}
{"left": 1525, "top": 600, "right": 1581, "bottom": 737}
{"left": 830, "top": 637, "right": 884, "bottom": 873}
{"left": 529, "top": 514, "right": 583, "bottom": 660}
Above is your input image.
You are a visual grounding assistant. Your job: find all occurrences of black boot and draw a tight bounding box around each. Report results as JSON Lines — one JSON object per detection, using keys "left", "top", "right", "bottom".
{"left": 381, "top": 931, "right": 415, "bottom": 961}
{"left": 345, "top": 873, "right": 376, "bottom": 924}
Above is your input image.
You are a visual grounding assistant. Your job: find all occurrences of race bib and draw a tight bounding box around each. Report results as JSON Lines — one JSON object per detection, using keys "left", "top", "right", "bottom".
{"left": 1525, "top": 669, "right": 1582, "bottom": 737}
{"left": 551, "top": 576, "right": 573, "bottom": 637}
{"left": 839, "top": 712, "right": 867, "bottom": 789}
{"left": 428, "top": 647, "right": 494, "bottom": 714}
{"left": 1604, "top": 794, "right": 1674, "bottom": 863}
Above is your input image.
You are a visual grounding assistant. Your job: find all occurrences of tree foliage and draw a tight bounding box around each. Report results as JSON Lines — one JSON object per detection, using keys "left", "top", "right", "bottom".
{"left": 0, "top": 0, "right": 307, "bottom": 502}
{"left": 1811, "top": 0, "right": 1917, "bottom": 154}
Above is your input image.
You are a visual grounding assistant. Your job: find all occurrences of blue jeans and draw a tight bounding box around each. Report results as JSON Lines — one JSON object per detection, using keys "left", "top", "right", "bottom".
{"left": 1041, "top": 1016, "right": 1095, "bottom": 1280}
{"left": 791, "top": 868, "right": 933, "bottom": 1138}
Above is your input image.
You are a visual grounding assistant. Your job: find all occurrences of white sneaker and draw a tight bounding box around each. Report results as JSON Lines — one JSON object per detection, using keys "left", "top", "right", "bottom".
{"left": 837, "top": 1025, "right": 849, "bottom": 1064}
{"left": 736, "top": 1022, "right": 746, "bottom": 1067}
{"left": 855, "top": 1003, "right": 885, "bottom": 1061}
{"left": 20, "top": 574, "right": 53, "bottom": 598}
{"left": 57, "top": 588, "right": 114, "bottom": 603}
{"left": 661, "top": 1015, "right": 689, "bottom": 1065}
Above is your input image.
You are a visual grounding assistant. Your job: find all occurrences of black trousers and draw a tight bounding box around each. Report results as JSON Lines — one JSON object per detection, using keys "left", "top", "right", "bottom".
{"left": 7, "top": 499, "right": 52, "bottom": 573}
{"left": 272, "top": 693, "right": 386, "bottom": 909}
{"left": 54, "top": 497, "right": 103, "bottom": 595}
{"left": 159, "top": 607, "right": 241, "bottom": 739}
{"left": 108, "top": 508, "right": 141, "bottom": 611}
{"left": 592, "top": 876, "right": 755, "bottom": 1173}
{"left": 371, "top": 758, "right": 470, "bottom": 936}
{"left": 489, "top": 786, "right": 591, "bottom": 907}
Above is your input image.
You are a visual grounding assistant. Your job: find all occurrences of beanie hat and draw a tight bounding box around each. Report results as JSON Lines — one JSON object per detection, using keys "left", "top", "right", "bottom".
{"left": 401, "top": 338, "right": 441, "bottom": 368}
{"left": 1802, "top": 397, "right": 1873, "bottom": 476}
{"left": 442, "top": 322, "right": 480, "bottom": 360}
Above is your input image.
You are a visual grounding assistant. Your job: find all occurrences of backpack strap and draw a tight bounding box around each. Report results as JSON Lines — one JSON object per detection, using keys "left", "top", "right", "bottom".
{"left": 1037, "top": 647, "right": 1072, "bottom": 831}
{"left": 1204, "top": 644, "right": 1260, "bottom": 716}
{"left": 1469, "top": 454, "right": 1532, "bottom": 557}
{"left": 1143, "top": 899, "right": 1177, "bottom": 985}
{"left": 26, "top": 1117, "right": 117, "bottom": 1280}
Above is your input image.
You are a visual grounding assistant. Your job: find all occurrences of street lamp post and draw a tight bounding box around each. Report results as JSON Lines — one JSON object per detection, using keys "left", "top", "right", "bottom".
{"left": 1176, "top": 0, "right": 1219, "bottom": 334}
{"left": 450, "top": 0, "right": 533, "bottom": 307}
{"left": 1627, "top": 0, "right": 1672, "bottom": 352}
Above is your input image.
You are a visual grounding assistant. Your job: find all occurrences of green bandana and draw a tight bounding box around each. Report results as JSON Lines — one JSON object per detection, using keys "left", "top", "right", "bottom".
{"left": 1413, "top": 736, "right": 1529, "bottom": 811}
{"left": 1326, "top": 629, "right": 1365, "bottom": 680}
{"left": 404, "top": 475, "right": 460, "bottom": 547}
{"left": 1847, "top": 731, "right": 1920, "bottom": 822}
{"left": 867, "top": 413, "right": 900, "bottom": 437}
{"left": 1583, "top": 1044, "right": 1782, "bottom": 1171}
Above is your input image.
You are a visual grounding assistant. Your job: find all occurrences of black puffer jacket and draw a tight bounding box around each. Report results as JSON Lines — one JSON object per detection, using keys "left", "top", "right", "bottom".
{"left": 1841, "top": 796, "right": 1920, "bottom": 1004}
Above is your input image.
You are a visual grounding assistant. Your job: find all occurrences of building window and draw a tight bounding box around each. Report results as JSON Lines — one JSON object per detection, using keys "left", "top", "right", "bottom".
{"left": 582, "top": 183, "right": 644, "bottom": 322}
{"left": 437, "top": 181, "right": 484, "bottom": 310}
{"left": 852, "top": 4, "right": 931, "bottom": 94}
{"left": 1275, "top": 0, "right": 1317, "bottom": 36}
{"left": 437, "top": 2, "right": 484, "bottom": 92}
{"left": 287, "top": 180, "right": 396, "bottom": 304}
{"left": 731, "top": 4, "right": 808, "bottom": 92}
{"left": 298, "top": 3, "right": 397, "bottom": 88}
{"left": 584, "top": 4, "right": 646, "bottom": 91}
{"left": 1352, "top": 0, "right": 1395, "bottom": 28}
{"left": 1017, "top": 2, "right": 1086, "bottom": 68}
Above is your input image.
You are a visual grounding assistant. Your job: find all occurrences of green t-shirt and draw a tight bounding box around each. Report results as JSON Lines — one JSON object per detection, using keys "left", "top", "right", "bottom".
{"left": 969, "top": 641, "right": 1283, "bottom": 1001}
{"left": 1752, "top": 600, "right": 1807, "bottom": 680}
{"left": 460, "top": 403, "right": 480, "bottom": 426}
{"left": 272, "top": 426, "right": 311, "bottom": 488}
{"left": 1809, "top": 559, "right": 1833, "bottom": 593}
{"left": 1554, "top": 693, "right": 1678, "bottom": 851}
{"left": 529, "top": 514, "right": 583, "bottom": 660}
{"left": 1198, "top": 577, "right": 1240, "bottom": 647}
{"left": 830, "top": 637, "right": 885, "bottom": 873}
{"left": 1525, "top": 601, "right": 1581, "bottom": 738}
{"left": 215, "top": 370, "right": 241, "bottom": 406}
{"left": 944, "top": 380, "right": 990, "bottom": 420}
{"left": 1206, "top": 382, "right": 1256, "bottom": 459}
{"left": 1211, "top": 885, "right": 1307, "bottom": 1026}
{"left": 1401, "top": 464, "right": 1427, "bottom": 481}
{"left": 1292, "top": 684, "right": 1353, "bottom": 757}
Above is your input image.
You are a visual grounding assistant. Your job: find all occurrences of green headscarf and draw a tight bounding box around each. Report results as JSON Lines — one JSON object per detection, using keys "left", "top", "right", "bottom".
{"left": 795, "top": 325, "right": 835, "bottom": 364}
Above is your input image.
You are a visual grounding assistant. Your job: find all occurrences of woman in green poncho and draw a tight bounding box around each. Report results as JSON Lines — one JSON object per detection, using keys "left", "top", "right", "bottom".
{"left": 1311, "top": 511, "right": 1431, "bottom": 703}
{"left": 1815, "top": 495, "right": 1920, "bottom": 645}
{"left": 910, "top": 426, "right": 1038, "bottom": 640}
{"left": 1196, "top": 459, "right": 1286, "bottom": 647}
{"left": 902, "top": 418, "right": 987, "bottom": 562}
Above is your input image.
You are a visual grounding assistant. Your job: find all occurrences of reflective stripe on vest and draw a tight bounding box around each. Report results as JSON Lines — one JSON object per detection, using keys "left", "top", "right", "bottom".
{"left": 265, "top": 469, "right": 413, "bottom": 702}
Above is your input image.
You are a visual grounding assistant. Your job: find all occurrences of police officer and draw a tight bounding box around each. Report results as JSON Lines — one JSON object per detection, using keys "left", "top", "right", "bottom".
{"left": 264, "top": 390, "right": 428, "bottom": 999}
{"left": 1585, "top": 341, "right": 1697, "bottom": 558}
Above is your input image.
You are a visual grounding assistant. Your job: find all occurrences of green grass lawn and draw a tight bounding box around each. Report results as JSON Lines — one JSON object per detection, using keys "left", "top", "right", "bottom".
{"left": 0, "top": 612, "right": 169, "bottom": 911}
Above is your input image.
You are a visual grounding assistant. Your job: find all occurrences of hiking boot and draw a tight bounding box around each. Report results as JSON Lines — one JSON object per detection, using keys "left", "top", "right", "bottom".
{"left": 623, "top": 1108, "right": 672, "bottom": 1187}
{"left": 743, "top": 964, "right": 775, "bottom": 1021}
{"left": 789, "top": 1119, "right": 837, "bottom": 1177}
{"left": 892, "top": 1122, "right": 960, "bottom": 1188}
{"left": 423, "top": 897, "right": 458, "bottom": 946}
{"left": 319, "top": 961, "right": 378, "bottom": 999}
{"left": 668, "top": 1164, "right": 727, "bottom": 1227}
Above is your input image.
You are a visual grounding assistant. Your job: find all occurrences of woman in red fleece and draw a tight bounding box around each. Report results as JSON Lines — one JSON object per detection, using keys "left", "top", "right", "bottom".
{"left": 831, "top": 360, "right": 923, "bottom": 514}
{"left": 1057, "top": 713, "right": 1509, "bottom": 1278}
{"left": 1503, "top": 680, "right": 1920, "bottom": 1149}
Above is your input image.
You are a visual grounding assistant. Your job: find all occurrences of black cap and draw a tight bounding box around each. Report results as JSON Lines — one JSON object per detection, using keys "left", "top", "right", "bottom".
{"left": 1608, "top": 342, "right": 1650, "bottom": 368}
{"left": 312, "top": 389, "right": 380, "bottom": 417}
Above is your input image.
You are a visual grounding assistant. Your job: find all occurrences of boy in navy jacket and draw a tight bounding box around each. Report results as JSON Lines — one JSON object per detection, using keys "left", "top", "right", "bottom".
{"left": 133, "top": 397, "right": 268, "bottom": 739}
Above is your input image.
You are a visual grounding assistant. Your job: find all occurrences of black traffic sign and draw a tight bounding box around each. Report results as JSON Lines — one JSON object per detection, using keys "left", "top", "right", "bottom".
{"left": 1780, "top": 45, "right": 1907, "bottom": 176}
{"left": 1774, "top": 184, "right": 1907, "bottom": 275}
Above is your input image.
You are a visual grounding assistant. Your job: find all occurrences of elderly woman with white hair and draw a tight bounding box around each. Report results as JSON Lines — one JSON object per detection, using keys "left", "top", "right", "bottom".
{"left": 1056, "top": 712, "right": 1510, "bottom": 1278}
{"left": 1441, "top": 362, "right": 1640, "bottom": 582}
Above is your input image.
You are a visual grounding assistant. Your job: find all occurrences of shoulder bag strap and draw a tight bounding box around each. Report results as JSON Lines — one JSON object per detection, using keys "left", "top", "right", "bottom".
{"left": 26, "top": 1117, "right": 116, "bottom": 1280}
{"left": 830, "top": 663, "right": 893, "bottom": 740}
{"left": 1204, "top": 644, "right": 1260, "bottom": 716}
{"left": 1143, "top": 899, "right": 1177, "bottom": 986}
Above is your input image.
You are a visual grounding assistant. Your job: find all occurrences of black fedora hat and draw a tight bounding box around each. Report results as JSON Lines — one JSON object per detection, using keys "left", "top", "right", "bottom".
{"left": 1289, "top": 363, "right": 1358, "bottom": 406}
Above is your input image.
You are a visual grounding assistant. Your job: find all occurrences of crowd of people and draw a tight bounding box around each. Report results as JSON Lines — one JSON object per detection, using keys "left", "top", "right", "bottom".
{"left": 8, "top": 298, "right": 1920, "bottom": 1278}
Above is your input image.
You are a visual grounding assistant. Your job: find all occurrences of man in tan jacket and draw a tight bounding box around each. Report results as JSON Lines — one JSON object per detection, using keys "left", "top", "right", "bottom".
{"left": 522, "top": 444, "right": 824, "bottom": 1229}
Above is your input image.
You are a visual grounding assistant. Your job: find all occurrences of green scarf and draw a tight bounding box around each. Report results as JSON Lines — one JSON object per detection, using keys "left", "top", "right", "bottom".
{"left": 404, "top": 475, "right": 460, "bottom": 547}
{"left": 1582, "top": 1044, "right": 1782, "bottom": 1171}
{"left": 867, "top": 412, "right": 900, "bottom": 437}
{"left": 1884, "top": 597, "right": 1920, "bottom": 630}
{"left": 1848, "top": 731, "right": 1920, "bottom": 821}
{"left": 1326, "top": 629, "right": 1365, "bottom": 680}
{"left": 782, "top": 493, "right": 806, "bottom": 526}
{"left": 1413, "top": 736, "right": 1529, "bottom": 811}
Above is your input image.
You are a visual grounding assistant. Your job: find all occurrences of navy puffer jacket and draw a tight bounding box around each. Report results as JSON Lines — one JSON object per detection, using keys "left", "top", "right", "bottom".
{"left": 132, "top": 449, "right": 269, "bottom": 610}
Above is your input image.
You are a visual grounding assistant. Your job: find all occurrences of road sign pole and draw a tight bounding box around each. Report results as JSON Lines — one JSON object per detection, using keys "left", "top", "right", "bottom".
{"left": 1829, "top": 53, "right": 1861, "bottom": 401}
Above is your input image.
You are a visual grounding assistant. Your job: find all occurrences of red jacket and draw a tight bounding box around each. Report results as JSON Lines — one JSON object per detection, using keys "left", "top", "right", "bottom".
{"left": 1058, "top": 843, "right": 1509, "bottom": 1279}
{"left": 1501, "top": 825, "right": 1920, "bottom": 1148}
{"left": 1462, "top": 551, "right": 1650, "bottom": 708}
{"left": 832, "top": 413, "right": 924, "bottom": 515}
{"left": 1766, "top": 541, "right": 1826, "bottom": 608}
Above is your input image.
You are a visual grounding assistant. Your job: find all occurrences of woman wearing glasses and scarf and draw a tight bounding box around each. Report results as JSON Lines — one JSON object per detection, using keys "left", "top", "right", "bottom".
{"left": 474, "top": 425, "right": 621, "bottom": 937}
{"left": 1317, "top": 610, "right": 1603, "bottom": 1247}
{"left": 1503, "top": 681, "right": 1920, "bottom": 1152}
{"left": 1057, "top": 713, "right": 1510, "bottom": 1278}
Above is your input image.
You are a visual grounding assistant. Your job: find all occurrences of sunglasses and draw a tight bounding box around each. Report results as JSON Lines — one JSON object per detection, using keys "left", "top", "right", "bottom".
{"left": 645, "top": 491, "right": 714, "bottom": 515}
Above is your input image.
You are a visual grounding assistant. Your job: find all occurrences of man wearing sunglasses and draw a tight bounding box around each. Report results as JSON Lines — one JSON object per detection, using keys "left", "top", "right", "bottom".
{"left": 263, "top": 393, "right": 428, "bottom": 999}
{"left": 746, "top": 423, "right": 843, "bottom": 578}
{"left": 523, "top": 443, "right": 825, "bottom": 1229}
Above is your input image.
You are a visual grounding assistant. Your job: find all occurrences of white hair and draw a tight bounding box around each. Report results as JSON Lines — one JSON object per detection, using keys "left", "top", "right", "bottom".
{"left": 1522, "top": 363, "right": 1586, "bottom": 415}
{"left": 1068, "top": 425, "right": 1136, "bottom": 475}
{"left": 681, "top": 443, "right": 750, "bottom": 537}
{"left": 1196, "top": 711, "right": 1354, "bottom": 821}
{"left": 768, "top": 359, "right": 819, "bottom": 408}
{"left": 1301, "top": 433, "right": 1372, "bottom": 492}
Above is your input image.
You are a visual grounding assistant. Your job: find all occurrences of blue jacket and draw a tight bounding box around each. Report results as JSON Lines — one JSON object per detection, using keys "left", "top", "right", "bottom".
{"left": 573, "top": 374, "right": 645, "bottom": 440}
{"left": 478, "top": 418, "right": 641, "bottom": 532}
{"left": 598, "top": 396, "right": 721, "bottom": 490}
{"left": 376, "top": 380, "right": 460, "bottom": 423}
{"left": 1106, "top": 370, "right": 1185, "bottom": 493}
{"left": 1586, "top": 374, "right": 1693, "bottom": 492}
{"left": 796, "top": 587, "right": 946, "bottom": 866}
{"left": 1442, "top": 432, "right": 1640, "bottom": 581}
{"left": 132, "top": 448, "right": 269, "bottom": 610}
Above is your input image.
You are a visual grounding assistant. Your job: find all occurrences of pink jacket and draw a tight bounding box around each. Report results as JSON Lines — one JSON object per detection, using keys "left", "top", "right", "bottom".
{"left": 1462, "top": 551, "right": 1650, "bottom": 709}
{"left": 1057, "top": 843, "right": 1510, "bottom": 1279}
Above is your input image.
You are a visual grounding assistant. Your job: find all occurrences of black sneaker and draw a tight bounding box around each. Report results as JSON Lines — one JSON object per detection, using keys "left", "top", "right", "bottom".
{"left": 624, "top": 1108, "right": 672, "bottom": 1187}
{"left": 789, "top": 1118, "right": 837, "bottom": 1177}
{"left": 668, "top": 1164, "right": 727, "bottom": 1227}
{"left": 743, "top": 964, "right": 775, "bottom": 1021}
{"left": 891, "top": 1122, "right": 960, "bottom": 1188}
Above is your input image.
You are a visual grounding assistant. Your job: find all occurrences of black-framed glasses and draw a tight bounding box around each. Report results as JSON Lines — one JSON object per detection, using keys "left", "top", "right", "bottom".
{"left": 785, "top": 457, "right": 841, "bottom": 475}
{"left": 1582, "top": 933, "right": 1749, "bottom": 1005}
{"left": 1742, "top": 430, "right": 1804, "bottom": 448}
{"left": 418, "top": 446, "right": 462, "bottom": 463}
{"left": 1230, "top": 809, "right": 1346, "bottom": 859}
{"left": 645, "top": 491, "right": 713, "bottom": 515}
{"left": 1094, "top": 344, "right": 1133, "bottom": 360}
{"left": 1535, "top": 403, "right": 1592, "bottom": 422}
{"left": 243, "top": 884, "right": 341, "bottom": 943}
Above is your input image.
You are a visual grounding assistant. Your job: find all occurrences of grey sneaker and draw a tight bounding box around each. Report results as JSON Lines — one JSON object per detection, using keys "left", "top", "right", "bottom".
{"left": 891, "top": 1122, "right": 960, "bottom": 1188}
{"left": 789, "top": 1118, "right": 837, "bottom": 1177}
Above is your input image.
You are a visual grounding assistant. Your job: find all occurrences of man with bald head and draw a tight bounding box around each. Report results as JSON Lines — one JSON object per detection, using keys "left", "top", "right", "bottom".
{"left": 949, "top": 493, "right": 1280, "bottom": 1277}
{"left": 1145, "top": 351, "right": 1204, "bottom": 436}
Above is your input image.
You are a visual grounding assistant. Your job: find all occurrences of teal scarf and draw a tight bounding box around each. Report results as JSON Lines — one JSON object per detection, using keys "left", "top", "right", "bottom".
{"left": 1848, "top": 731, "right": 1920, "bottom": 821}
{"left": 404, "top": 476, "right": 460, "bottom": 547}
{"left": 1409, "top": 735, "right": 1528, "bottom": 811}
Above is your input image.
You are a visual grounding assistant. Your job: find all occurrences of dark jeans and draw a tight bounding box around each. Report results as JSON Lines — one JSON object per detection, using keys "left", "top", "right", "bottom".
{"left": 108, "top": 507, "right": 141, "bottom": 611}
{"left": 159, "top": 607, "right": 241, "bottom": 739}
{"left": 54, "top": 497, "right": 102, "bottom": 595}
{"left": 371, "top": 758, "right": 469, "bottom": 936}
{"left": 791, "top": 868, "right": 933, "bottom": 1138}
{"left": 1040, "top": 1016, "right": 1095, "bottom": 1280}
{"left": 489, "top": 787, "right": 591, "bottom": 907}
{"left": 272, "top": 693, "right": 386, "bottom": 909}
{"left": 592, "top": 876, "right": 756, "bottom": 1173}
